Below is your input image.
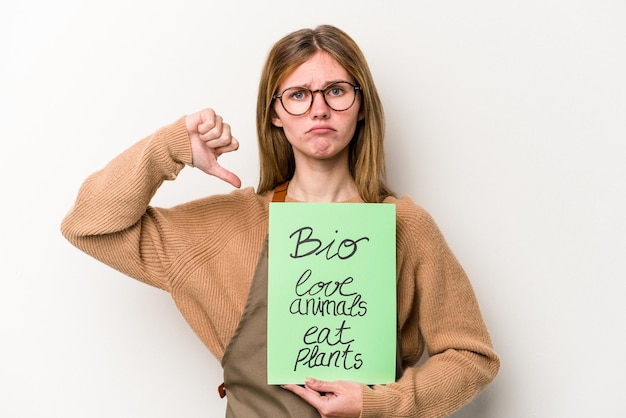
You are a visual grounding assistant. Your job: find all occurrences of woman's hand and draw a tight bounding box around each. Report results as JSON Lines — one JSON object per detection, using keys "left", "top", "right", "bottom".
{"left": 282, "top": 378, "right": 363, "bottom": 418}
{"left": 185, "top": 108, "right": 241, "bottom": 188}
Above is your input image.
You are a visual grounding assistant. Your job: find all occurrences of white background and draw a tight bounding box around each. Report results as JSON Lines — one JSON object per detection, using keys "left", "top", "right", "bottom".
{"left": 2, "top": 1, "right": 625, "bottom": 417}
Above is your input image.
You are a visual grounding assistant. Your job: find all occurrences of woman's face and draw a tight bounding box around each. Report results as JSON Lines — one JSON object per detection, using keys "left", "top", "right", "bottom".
{"left": 272, "top": 51, "right": 364, "bottom": 166}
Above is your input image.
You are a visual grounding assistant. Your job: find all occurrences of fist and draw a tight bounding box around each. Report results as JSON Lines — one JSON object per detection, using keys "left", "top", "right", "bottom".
{"left": 185, "top": 108, "right": 241, "bottom": 188}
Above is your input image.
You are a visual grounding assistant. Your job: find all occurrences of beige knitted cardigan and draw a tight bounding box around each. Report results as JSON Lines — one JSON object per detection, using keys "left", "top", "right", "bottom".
{"left": 61, "top": 118, "right": 499, "bottom": 417}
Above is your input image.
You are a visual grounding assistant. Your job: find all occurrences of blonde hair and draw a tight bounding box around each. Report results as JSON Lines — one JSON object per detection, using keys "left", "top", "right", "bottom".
{"left": 256, "top": 25, "right": 394, "bottom": 202}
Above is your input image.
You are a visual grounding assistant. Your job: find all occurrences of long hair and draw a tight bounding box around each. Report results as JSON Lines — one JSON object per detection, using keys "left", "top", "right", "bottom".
{"left": 256, "top": 25, "right": 394, "bottom": 202}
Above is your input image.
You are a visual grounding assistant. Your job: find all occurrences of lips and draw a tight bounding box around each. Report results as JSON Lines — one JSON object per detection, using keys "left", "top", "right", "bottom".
{"left": 307, "top": 125, "right": 335, "bottom": 135}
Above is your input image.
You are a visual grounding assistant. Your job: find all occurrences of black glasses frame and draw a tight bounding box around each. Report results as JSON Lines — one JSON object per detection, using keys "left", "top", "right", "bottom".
{"left": 272, "top": 81, "right": 362, "bottom": 116}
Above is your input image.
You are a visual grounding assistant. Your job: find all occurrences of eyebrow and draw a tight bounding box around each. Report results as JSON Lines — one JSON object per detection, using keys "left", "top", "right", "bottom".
{"left": 282, "top": 80, "right": 354, "bottom": 90}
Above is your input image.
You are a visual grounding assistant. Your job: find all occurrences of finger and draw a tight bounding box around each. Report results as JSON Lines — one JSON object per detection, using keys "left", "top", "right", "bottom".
{"left": 203, "top": 123, "right": 232, "bottom": 148}
{"left": 214, "top": 136, "right": 240, "bottom": 155}
{"left": 206, "top": 163, "right": 242, "bottom": 188}
{"left": 198, "top": 111, "right": 223, "bottom": 141}
{"left": 200, "top": 115, "right": 225, "bottom": 141}
{"left": 305, "top": 378, "right": 337, "bottom": 394}
{"left": 282, "top": 384, "right": 323, "bottom": 406}
{"left": 198, "top": 110, "right": 221, "bottom": 136}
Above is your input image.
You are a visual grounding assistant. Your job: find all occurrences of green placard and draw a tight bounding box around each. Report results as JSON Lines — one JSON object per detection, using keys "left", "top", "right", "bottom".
{"left": 268, "top": 202, "right": 396, "bottom": 385}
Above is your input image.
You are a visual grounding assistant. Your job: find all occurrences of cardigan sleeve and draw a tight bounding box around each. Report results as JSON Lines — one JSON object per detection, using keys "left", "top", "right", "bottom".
{"left": 360, "top": 198, "right": 500, "bottom": 417}
{"left": 60, "top": 117, "right": 193, "bottom": 291}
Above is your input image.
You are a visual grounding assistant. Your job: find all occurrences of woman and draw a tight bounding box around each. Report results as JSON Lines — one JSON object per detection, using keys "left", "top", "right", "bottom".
{"left": 62, "top": 25, "right": 499, "bottom": 417}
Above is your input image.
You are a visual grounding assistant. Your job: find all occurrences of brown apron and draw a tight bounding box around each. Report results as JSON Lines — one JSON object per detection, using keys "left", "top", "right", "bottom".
{"left": 220, "top": 182, "right": 321, "bottom": 417}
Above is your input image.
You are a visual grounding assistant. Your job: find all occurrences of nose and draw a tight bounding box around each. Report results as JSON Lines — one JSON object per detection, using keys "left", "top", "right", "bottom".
{"left": 309, "top": 91, "right": 330, "bottom": 118}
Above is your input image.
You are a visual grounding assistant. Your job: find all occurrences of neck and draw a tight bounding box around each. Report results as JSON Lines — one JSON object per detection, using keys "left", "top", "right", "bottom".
{"left": 288, "top": 167, "right": 357, "bottom": 202}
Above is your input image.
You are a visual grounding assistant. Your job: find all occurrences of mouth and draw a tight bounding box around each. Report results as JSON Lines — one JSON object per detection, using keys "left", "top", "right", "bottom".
{"left": 307, "top": 125, "right": 335, "bottom": 135}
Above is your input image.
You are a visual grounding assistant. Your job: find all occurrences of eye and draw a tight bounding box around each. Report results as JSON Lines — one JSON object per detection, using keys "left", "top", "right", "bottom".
{"left": 326, "top": 84, "right": 346, "bottom": 97}
{"left": 287, "top": 88, "right": 310, "bottom": 101}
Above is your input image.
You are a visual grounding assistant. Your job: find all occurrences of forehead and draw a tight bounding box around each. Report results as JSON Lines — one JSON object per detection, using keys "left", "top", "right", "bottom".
{"left": 280, "top": 51, "right": 352, "bottom": 88}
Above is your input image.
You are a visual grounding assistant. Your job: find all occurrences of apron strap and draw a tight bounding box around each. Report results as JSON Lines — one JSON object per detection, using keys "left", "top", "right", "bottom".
{"left": 272, "top": 181, "right": 289, "bottom": 203}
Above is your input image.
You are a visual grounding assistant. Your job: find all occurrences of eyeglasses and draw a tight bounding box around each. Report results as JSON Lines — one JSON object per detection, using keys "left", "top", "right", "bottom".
{"left": 273, "top": 81, "right": 361, "bottom": 116}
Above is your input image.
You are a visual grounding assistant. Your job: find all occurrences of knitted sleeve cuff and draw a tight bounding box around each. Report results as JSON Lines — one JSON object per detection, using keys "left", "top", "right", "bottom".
{"left": 164, "top": 116, "right": 193, "bottom": 167}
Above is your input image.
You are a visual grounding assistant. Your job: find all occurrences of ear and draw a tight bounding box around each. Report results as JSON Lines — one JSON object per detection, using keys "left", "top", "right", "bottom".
{"left": 271, "top": 109, "right": 284, "bottom": 127}
{"left": 358, "top": 106, "right": 365, "bottom": 122}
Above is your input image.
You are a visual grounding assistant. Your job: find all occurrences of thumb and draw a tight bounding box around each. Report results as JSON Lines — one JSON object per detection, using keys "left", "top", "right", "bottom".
{"left": 206, "top": 163, "right": 242, "bottom": 188}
